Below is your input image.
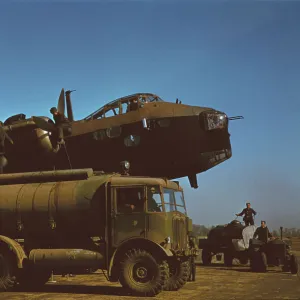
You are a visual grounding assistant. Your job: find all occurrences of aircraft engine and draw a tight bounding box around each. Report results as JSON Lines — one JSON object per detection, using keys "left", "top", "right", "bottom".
{"left": 4, "top": 116, "right": 59, "bottom": 156}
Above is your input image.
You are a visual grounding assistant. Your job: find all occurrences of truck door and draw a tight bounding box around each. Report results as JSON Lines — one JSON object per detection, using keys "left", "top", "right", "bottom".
{"left": 111, "top": 186, "right": 146, "bottom": 246}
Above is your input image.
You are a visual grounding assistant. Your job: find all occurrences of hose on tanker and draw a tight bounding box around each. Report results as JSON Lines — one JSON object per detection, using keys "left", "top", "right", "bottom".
{"left": 63, "top": 143, "right": 72, "bottom": 169}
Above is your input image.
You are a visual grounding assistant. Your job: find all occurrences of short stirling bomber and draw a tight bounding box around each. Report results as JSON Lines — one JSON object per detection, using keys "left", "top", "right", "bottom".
{"left": 2, "top": 89, "right": 240, "bottom": 188}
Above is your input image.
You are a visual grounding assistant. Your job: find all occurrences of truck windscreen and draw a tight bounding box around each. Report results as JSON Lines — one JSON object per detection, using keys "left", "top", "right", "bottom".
{"left": 163, "top": 188, "right": 186, "bottom": 215}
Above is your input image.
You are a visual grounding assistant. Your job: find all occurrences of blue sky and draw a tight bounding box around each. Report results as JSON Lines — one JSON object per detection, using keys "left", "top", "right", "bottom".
{"left": 0, "top": 0, "right": 299, "bottom": 229}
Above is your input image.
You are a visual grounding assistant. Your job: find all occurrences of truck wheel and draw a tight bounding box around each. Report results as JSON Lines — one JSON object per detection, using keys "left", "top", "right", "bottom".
{"left": 17, "top": 268, "right": 52, "bottom": 288}
{"left": 239, "top": 258, "right": 248, "bottom": 265}
{"left": 224, "top": 252, "right": 233, "bottom": 267}
{"left": 201, "top": 249, "right": 212, "bottom": 266}
{"left": 119, "top": 249, "right": 169, "bottom": 297}
{"left": 290, "top": 254, "right": 298, "bottom": 274}
{"left": 251, "top": 251, "right": 267, "bottom": 272}
{"left": 164, "top": 259, "right": 189, "bottom": 291}
{"left": 0, "top": 251, "right": 17, "bottom": 291}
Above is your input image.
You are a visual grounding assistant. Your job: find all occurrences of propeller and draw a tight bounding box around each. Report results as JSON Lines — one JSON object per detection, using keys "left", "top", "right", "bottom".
{"left": 32, "top": 88, "right": 66, "bottom": 133}
{"left": 57, "top": 88, "right": 65, "bottom": 115}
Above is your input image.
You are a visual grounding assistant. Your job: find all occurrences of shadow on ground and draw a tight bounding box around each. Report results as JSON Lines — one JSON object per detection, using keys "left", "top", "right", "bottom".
{"left": 217, "top": 267, "right": 291, "bottom": 274}
{"left": 12, "top": 284, "right": 132, "bottom": 297}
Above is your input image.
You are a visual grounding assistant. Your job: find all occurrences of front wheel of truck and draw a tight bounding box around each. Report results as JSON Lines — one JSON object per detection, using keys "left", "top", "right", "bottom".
{"left": 119, "top": 249, "right": 169, "bottom": 297}
{"left": 164, "top": 259, "right": 189, "bottom": 291}
{"left": 0, "top": 250, "right": 17, "bottom": 291}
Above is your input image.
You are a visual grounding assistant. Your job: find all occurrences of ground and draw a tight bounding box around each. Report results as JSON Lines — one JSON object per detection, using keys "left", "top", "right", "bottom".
{"left": 1, "top": 238, "right": 300, "bottom": 300}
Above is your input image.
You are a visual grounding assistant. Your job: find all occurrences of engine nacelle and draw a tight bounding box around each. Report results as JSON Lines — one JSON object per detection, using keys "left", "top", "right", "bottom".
{"left": 5, "top": 116, "right": 58, "bottom": 156}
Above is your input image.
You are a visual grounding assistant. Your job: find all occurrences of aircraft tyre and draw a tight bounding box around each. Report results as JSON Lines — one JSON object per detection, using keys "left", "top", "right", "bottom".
{"left": 164, "top": 259, "right": 189, "bottom": 291}
{"left": 119, "top": 248, "right": 169, "bottom": 297}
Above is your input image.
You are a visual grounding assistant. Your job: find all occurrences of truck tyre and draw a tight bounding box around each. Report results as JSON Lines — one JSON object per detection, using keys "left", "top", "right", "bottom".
{"left": 224, "top": 252, "right": 233, "bottom": 267}
{"left": 290, "top": 254, "right": 298, "bottom": 274}
{"left": 251, "top": 251, "right": 267, "bottom": 272}
{"left": 164, "top": 259, "right": 189, "bottom": 291}
{"left": 201, "top": 249, "right": 212, "bottom": 266}
{"left": 0, "top": 251, "right": 17, "bottom": 291}
{"left": 239, "top": 257, "right": 248, "bottom": 265}
{"left": 119, "top": 249, "right": 169, "bottom": 297}
{"left": 17, "top": 268, "right": 51, "bottom": 289}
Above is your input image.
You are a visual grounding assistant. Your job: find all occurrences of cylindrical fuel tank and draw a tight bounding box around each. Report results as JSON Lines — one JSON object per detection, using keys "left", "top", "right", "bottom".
{"left": 29, "top": 249, "right": 104, "bottom": 269}
{"left": 0, "top": 171, "right": 113, "bottom": 238}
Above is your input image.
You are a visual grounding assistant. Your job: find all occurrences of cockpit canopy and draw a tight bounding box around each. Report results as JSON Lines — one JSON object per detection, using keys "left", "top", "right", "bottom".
{"left": 84, "top": 93, "right": 163, "bottom": 121}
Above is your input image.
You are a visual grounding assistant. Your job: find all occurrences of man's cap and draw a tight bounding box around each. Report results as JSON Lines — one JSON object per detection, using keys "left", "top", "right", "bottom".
{"left": 50, "top": 107, "right": 57, "bottom": 114}
{"left": 261, "top": 220, "right": 266, "bottom": 223}
{"left": 246, "top": 202, "right": 250, "bottom": 205}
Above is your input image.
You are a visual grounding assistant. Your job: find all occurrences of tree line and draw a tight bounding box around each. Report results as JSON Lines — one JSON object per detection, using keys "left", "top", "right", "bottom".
{"left": 193, "top": 224, "right": 300, "bottom": 238}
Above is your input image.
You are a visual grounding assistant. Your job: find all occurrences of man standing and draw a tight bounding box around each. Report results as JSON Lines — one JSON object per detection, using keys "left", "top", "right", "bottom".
{"left": 236, "top": 202, "right": 257, "bottom": 226}
{"left": 50, "top": 107, "right": 69, "bottom": 144}
{"left": 253, "top": 221, "right": 273, "bottom": 243}
{"left": 188, "top": 233, "right": 197, "bottom": 282}
{"left": 0, "top": 121, "right": 13, "bottom": 174}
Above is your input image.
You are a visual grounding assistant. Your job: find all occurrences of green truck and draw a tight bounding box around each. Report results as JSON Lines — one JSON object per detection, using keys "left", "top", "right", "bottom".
{"left": 0, "top": 168, "right": 197, "bottom": 296}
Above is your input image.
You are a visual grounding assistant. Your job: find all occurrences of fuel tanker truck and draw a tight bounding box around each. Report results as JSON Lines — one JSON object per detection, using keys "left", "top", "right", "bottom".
{"left": 0, "top": 168, "right": 198, "bottom": 296}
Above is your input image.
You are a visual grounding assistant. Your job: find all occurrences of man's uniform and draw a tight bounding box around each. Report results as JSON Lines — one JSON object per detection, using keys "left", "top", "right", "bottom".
{"left": 237, "top": 207, "right": 256, "bottom": 226}
{"left": 188, "top": 233, "right": 198, "bottom": 282}
{"left": 50, "top": 107, "right": 69, "bottom": 143}
{"left": 253, "top": 226, "right": 272, "bottom": 243}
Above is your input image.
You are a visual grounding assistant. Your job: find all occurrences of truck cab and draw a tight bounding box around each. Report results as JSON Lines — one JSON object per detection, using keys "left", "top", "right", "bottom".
{"left": 110, "top": 176, "right": 190, "bottom": 256}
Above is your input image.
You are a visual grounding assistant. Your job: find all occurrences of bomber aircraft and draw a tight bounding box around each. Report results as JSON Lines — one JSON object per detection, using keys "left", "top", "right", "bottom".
{"left": 1, "top": 89, "right": 242, "bottom": 188}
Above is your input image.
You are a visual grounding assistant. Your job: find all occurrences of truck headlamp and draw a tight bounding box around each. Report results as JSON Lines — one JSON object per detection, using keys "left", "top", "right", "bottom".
{"left": 120, "top": 161, "right": 130, "bottom": 175}
{"left": 205, "top": 113, "right": 227, "bottom": 131}
{"left": 165, "top": 237, "right": 171, "bottom": 244}
{"left": 120, "top": 160, "right": 130, "bottom": 171}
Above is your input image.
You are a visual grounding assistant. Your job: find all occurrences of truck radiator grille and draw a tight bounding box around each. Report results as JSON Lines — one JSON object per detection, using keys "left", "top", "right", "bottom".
{"left": 172, "top": 217, "right": 187, "bottom": 250}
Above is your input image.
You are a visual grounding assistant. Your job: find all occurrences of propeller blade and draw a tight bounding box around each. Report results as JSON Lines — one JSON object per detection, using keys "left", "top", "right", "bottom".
{"left": 57, "top": 88, "right": 65, "bottom": 115}
{"left": 32, "top": 116, "right": 56, "bottom": 132}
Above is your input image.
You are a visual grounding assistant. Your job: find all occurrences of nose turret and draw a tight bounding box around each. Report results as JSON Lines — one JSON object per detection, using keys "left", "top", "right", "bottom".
{"left": 199, "top": 109, "right": 228, "bottom": 132}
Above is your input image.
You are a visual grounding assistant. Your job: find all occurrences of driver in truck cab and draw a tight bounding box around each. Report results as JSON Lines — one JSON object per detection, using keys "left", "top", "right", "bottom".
{"left": 253, "top": 220, "right": 273, "bottom": 243}
{"left": 147, "top": 187, "right": 161, "bottom": 212}
{"left": 118, "top": 189, "right": 143, "bottom": 213}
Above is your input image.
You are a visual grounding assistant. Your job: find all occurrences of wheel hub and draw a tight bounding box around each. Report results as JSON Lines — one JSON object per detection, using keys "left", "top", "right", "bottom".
{"left": 136, "top": 266, "right": 148, "bottom": 279}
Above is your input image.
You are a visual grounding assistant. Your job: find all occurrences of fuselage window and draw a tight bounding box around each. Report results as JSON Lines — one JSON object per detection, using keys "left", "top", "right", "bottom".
{"left": 124, "top": 135, "right": 141, "bottom": 147}
{"left": 157, "top": 119, "right": 171, "bottom": 127}
{"left": 93, "top": 129, "right": 106, "bottom": 141}
{"left": 106, "top": 126, "right": 122, "bottom": 138}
